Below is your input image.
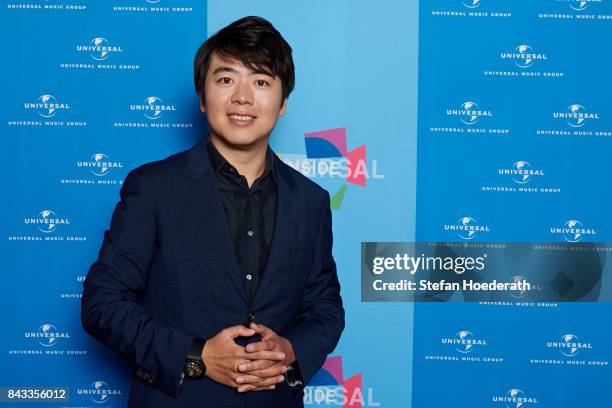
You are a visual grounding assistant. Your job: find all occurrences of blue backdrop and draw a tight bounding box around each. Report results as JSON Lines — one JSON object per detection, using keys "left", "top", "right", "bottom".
{"left": 1, "top": 0, "right": 609, "bottom": 407}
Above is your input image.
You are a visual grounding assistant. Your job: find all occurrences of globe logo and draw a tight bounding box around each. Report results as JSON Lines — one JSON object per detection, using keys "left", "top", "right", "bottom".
{"left": 145, "top": 0, "right": 161, "bottom": 3}
{"left": 514, "top": 44, "right": 536, "bottom": 68}
{"left": 90, "top": 381, "right": 111, "bottom": 404}
{"left": 569, "top": 0, "right": 589, "bottom": 11}
{"left": 39, "top": 210, "right": 58, "bottom": 233}
{"left": 566, "top": 104, "right": 587, "bottom": 128}
{"left": 144, "top": 96, "right": 163, "bottom": 120}
{"left": 38, "top": 324, "right": 58, "bottom": 347}
{"left": 561, "top": 334, "right": 580, "bottom": 357}
{"left": 458, "top": 217, "right": 478, "bottom": 240}
{"left": 512, "top": 161, "right": 531, "bottom": 184}
{"left": 509, "top": 276, "right": 529, "bottom": 299}
{"left": 91, "top": 154, "right": 111, "bottom": 177}
{"left": 564, "top": 220, "right": 584, "bottom": 242}
{"left": 507, "top": 389, "right": 526, "bottom": 408}
{"left": 455, "top": 331, "right": 475, "bottom": 353}
{"left": 90, "top": 37, "right": 111, "bottom": 61}
{"left": 462, "top": 0, "right": 481, "bottom": 8}
{"left": 37, "top": 95, "right": 58, "bottom": 118}
{"left": 460, "top": 101, "right": 481, "bottom": 125}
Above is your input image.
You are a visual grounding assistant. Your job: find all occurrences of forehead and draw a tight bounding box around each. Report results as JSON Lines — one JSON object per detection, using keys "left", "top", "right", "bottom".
{"left": 206, "top": 51, "right": 273, "bottom": 77}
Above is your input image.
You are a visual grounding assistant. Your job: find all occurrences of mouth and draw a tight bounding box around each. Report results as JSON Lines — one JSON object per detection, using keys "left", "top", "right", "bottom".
{"left": 228, "top": 113, "right": 256, "bottom": 123}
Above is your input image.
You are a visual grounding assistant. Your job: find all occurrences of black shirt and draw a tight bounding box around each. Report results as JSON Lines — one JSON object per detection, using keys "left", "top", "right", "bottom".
{"left": 206, "top": 137, "right": 277, "bottom": 302}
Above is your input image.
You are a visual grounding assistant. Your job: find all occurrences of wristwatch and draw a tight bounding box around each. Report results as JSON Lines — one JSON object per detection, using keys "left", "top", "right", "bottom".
{"left": 183, "top": 338, "right": 207, "bottom": 380}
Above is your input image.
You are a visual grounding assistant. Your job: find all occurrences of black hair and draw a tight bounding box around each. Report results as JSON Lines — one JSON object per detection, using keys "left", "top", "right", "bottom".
{"left": 194, "top": 16, "right": 295, "bottom": 104}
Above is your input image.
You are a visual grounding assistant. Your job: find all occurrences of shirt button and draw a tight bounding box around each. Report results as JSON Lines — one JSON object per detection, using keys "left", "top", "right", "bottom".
{"left": 246, "top": 274, "right": 252, "bottom": 280}
{"left": 247, "top": 230, "right": 254, "bottom": 237}
{"left": 248, "top": 312, "right": 256, "bottom": 322}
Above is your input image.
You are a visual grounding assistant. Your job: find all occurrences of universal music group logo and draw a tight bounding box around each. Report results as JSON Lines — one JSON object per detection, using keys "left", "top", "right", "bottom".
{"left": 113, "top": 95, "right": 192, "bottom": 129}
{"left": 60, "top": 153, "right": 125, "bottom": 186}
{"left": 424, "top": 330, "right": 503, "bottom": 364}
{"left": 428, "top": 100, "right": 509, "bottom": 135}
{"left": 60, "top": 36, "right": 140, "bottom": 71}
{"left": 6, "top": 209, "right": 87, "bottom": 242}
{"left": 537, "top": 103, "right": 610, "bottom": 137}
{"left": 444, "top": 217, "right": 491, "bottom": 240}
{"left": 430, "top": 0, "right": 512, "bottom": 18}
{"left": 7, "top": 94, "right": 86, "bottom": 128}
{"left": 484, "top": 43, "right": 564, "bottom": 78}
{"left": 7, "top": 323, "right": 86, "bottom": 357}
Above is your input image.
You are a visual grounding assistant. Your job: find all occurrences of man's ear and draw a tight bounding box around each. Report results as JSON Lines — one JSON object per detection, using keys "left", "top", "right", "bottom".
{"left": 279, "top": 98, "right": 287, "bottom": 117}
{"left": 199, "top": 96, "right": 206, "bottom": 113}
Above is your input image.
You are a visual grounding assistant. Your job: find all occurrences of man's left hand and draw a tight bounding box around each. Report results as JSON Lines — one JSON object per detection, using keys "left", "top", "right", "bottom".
{"left": 235, "top": 323, "right": 296, "bottom": 392}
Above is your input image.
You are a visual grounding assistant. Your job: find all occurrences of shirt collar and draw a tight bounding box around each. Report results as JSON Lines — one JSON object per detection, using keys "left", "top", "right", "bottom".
{"left": 205, "top": 136, "right": 277, "bottom": 182}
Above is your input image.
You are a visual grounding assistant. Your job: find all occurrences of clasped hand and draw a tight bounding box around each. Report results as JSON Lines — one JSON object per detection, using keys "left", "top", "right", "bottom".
{"left": 202, "top": 322, "right": 296, "bottom": 393}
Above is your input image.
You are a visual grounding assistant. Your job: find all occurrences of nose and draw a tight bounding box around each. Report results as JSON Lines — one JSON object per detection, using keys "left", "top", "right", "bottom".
{"left": 231, "top": 79, "right": 254, "bottom": 105}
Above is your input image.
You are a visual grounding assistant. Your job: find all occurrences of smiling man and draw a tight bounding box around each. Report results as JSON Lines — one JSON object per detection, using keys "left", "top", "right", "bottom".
{"left": 81, "top": 16, "right": 345, "bottom": 408}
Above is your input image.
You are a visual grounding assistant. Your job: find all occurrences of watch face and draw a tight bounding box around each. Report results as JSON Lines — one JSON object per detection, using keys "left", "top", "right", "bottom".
{"left": 185, "top": 360, "right": 204, "bottom": 378}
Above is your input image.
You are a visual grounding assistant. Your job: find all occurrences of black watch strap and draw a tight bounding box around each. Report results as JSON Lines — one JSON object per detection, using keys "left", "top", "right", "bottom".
{"left": 183, "top": 338, "right": 206, "bottom": 379}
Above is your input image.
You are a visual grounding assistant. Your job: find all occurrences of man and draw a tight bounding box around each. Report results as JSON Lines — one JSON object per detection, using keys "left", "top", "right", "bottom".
{"left": 81, "top": 16, "right": 345, "bottom": 408}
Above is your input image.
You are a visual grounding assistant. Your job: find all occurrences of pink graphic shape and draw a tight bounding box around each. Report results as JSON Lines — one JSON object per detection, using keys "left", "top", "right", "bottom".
{"left": 344, "top": 374, "right": 363, "bottom": 408}
{"left": 321, "top": 355, "right": 344, "bottom": 385}
{"left": 346, "top": 145, "right": 366, "bottom": 187}
{"left": 304, "top": 127, "right": 348, "bottom": 157}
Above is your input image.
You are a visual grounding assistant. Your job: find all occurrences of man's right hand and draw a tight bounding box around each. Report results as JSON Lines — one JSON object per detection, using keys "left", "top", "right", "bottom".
{"left": 202, "top": 325, "right": 288, "bottom": 392}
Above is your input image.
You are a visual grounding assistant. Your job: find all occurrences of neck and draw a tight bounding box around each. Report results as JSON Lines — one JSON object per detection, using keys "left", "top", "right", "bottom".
{"left": 209, "top": 133, "right": 269, "bottom": 188}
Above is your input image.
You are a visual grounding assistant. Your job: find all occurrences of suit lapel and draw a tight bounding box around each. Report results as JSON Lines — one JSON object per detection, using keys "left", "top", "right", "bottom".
{"left": 252, "top": 159, "right": 297, "bottom": 306}
{"left": 183, "top": 140, "right": 248, "bottom": 304}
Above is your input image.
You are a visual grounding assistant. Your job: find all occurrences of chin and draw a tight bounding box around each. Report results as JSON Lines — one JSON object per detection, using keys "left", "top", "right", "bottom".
{"left": 211, "top": 129, "right": 268, "bottom": 149}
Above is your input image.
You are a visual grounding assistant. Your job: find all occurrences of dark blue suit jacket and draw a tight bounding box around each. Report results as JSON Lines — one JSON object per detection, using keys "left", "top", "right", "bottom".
{"left": 81, "top": 138, "right": 345, "bottom": 407}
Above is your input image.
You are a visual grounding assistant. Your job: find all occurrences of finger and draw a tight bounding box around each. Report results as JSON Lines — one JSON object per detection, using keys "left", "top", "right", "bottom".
{"left": 240, "top": 350, "right": 286, "bottom": 361}
{"left": 237, "top": 375, "right": 285, "bottom": 392}
{"left": 235, "top": 374, "right": 266, "bottom": 385}
{"left": 238, "top": 384, "right": 276, "bottom": 393}
{"left": 245, "top": 340, "right": 275, "bottom": 353}
{"left": 249, "top": 364, "right": 288, "bottom": 378}
{"left": 225, "top": 325, "right": 256, "bottom": 339}
{"left": 249, "top": 323, "right": 275, "bottom": 339}
{"left": 238, "top": 359, "right": 276, "bottom": 372}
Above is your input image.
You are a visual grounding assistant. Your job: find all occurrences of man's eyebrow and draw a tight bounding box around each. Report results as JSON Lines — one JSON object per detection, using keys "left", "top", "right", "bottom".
{"left": 211, "top": 66, "right": 238, "bottom": 75}
{"left": 211, "top": 65, "right": 274, "bottom": 77}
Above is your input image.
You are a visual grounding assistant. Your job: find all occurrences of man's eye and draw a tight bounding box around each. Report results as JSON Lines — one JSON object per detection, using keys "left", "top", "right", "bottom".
{"left": 218, "top": 77, "right": 232, "bottom": 84}
{"left": 255, "top": 79, "right": 270, "bottom": 87}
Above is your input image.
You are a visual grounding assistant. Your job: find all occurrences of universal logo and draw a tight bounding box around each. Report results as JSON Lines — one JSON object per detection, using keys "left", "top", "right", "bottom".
{"left": 553, "top": 104, "right": 600, "bottom": 128}
{"left": 24, "top": 210, "right": 70, "bottom": 233}
{"left": 557, "top": 0, "right": 603, "bottom": 11}
{"left": 77, "top": 381, "right": 123, "bottom": 404}
{"left": 547, "top": 334, "right": 592, "bottom": 357}
{"left": 501, "top": 44, "right": 547, "bottom": 68}
{"left": 444, "top": 217, "right": 491, "bottom": 240}
{"left": 24, "top": 94, "right": 71, "bottom": 118}
{"left": 492, "top": 389, "right": 539, "bottom": 407}
{"left": 24, "top": 324, "right": 70, "bottom": 347}
{"left": 441, "top": 330, "right": 487, "bottom": 353}
{"left": 130, "top": 96, "right": 177, "bottom": 120}
{"left": 77, "top": 154, "right": 124, "bottom": 177}
{"left": 509, "top": 276, "right": 535, "bottom": 299}
{"left": 550, "top": 220, "right": 596, "bottom": 242}
{"left": 76, "top": 37, "right": 123, "bottom": 61}
{"left": 446, "top": 101, "right": 493, "bottom": 125}
{"left": 463, "top": 0, "right": 481, "bottom": 8}
{"left": 498, "top": 161, "right": 544, "bottom": 184}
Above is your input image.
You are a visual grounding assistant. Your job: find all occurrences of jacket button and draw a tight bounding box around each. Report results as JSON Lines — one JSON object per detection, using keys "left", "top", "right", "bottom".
{"left": 248, "top": 312, "right": 256, "bottom": 322}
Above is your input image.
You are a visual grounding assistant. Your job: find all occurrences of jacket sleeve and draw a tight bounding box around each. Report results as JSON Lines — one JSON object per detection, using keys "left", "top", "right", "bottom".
{"left": 284, "top": 191, "right": 345, "bottom": 386}
{"left": 81, "top": 169, "right": 193, "bottom": 398}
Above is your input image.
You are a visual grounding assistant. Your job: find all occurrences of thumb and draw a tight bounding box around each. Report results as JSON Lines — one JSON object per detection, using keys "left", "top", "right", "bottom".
{"left": 226, "top": 325, "right": 256, "bottom": 339}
